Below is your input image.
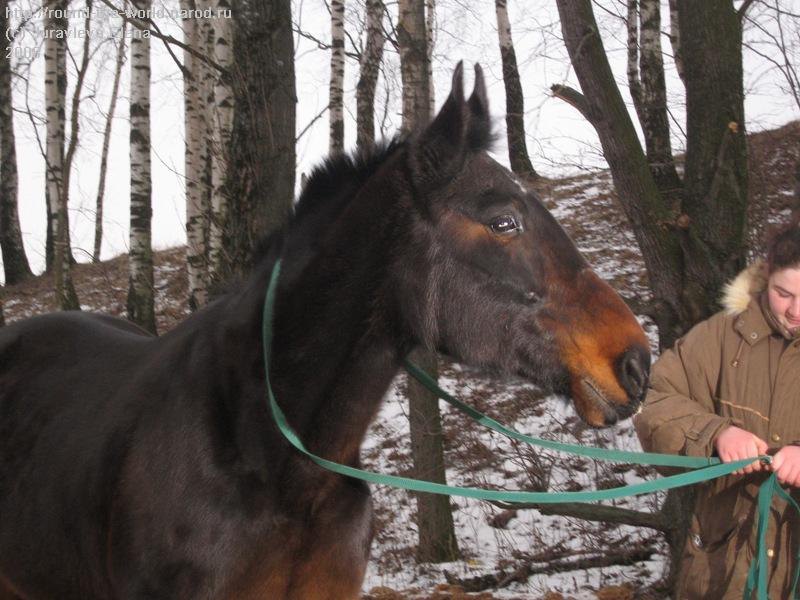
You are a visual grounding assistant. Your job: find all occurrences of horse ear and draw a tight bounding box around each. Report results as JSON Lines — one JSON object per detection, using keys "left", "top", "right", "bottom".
{"left": 408, "top": 62, "right": 473, "bottom": 191}
{"left": 466, "top": 64, "right": 491, "bottom": 149}
{"left": 408, "top": 63, "right": 493, "bottom": 194}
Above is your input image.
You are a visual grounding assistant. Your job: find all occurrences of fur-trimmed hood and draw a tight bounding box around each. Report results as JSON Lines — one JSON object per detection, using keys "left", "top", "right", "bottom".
{"left": 722, "top": 260, "right": 768, "bottom": 316}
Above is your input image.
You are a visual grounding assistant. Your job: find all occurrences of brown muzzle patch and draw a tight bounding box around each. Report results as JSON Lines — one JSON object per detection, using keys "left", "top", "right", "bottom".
{"left": 545, "top": 270, "right": 650, "bottom": 427}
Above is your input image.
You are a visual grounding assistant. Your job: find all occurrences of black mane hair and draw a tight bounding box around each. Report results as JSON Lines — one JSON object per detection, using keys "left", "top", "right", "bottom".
{"left": 248, "top": 137, "right": 405, "bottom": 269}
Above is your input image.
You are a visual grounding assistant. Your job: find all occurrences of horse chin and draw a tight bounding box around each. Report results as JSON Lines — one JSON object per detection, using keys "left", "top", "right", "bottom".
{"left": 572, "top": 377, "right": 622, "bottom": 428}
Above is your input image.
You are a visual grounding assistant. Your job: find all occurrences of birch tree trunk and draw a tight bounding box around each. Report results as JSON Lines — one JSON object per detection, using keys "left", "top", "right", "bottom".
{"left": 127, "top": 0, "right": 156, "bottom": 333}
{"left": 183, "top": 0, "right": 210, "bottom": 308}
{"left": 208, "top": 0, "right": 234, "bottom": 284}
{"left": 329, "top": 0, "right": 345, "bottom": 154}
{"left": 626, "top": 0, "right": 679, "bottom": 195}
{"left": 495, "top": 0, "right": 538, "bottom": 180}
{"left": 94, "top": 20, "right": 127, "bottom": 263}
{"left": 0, "top": 0, "right": 33, "bottom": 284}
{"left": 45, "top": 0, "right": 79, "bottom": 310}
{"left": 398, "top": 0, "right": 459, "bottom": 565}
{"left": 356, "top": 0, "right": 384, "bottom": 150}
{"left": 198, "top": 0, "right": 217, "bottom": 281}
{"left": 425, "top": 0, "right": 435, "bottom": 114}
{"left": 215, "top": 0, "right": 294, "bottom": 281}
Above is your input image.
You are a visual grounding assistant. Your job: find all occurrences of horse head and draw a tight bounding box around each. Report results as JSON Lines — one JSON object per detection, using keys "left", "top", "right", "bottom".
{"left": 396, "top": 63, "right": 650, "bottom": 427}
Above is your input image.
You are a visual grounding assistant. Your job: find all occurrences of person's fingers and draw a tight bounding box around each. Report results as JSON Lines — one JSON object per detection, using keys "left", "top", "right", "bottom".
{"left": 744, "top": 457, "right": 762, "bottom": 475}
{"left": 790, "top": 467, "right": 800, "bottom": 488}
{"left": 776, "top": 459, "right": 797, "bottom": 485}
{"left": 745, "top": 459, "right": 762, "bottom": 475}
{"left": 755, "top": 436, "right": 769, "bottom": 455}
{"left": 784, "top": 464, "right": 800, "bottom": 487}
{"left": 771, "top": 451, "right": 784, "bottom": 473}
{"left": 777, "top": 463, "right": 791, "bottom": 485}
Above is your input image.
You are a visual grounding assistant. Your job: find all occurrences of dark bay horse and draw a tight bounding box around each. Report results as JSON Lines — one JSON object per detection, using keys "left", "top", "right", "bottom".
{"left": 0, "top": 64, "right": 650, "bottom": 599}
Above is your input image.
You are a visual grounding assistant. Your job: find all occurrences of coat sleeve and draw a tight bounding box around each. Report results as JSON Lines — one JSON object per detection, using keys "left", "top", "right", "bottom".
{"left": 634, "top": 313, "right": 735, "bottom": 458}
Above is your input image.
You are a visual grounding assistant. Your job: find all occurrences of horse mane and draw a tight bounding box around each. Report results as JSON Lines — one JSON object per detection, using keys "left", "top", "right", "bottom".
{"left": 247, "top": 137, "right": 406, "bottom": 270}
{"left": 294, "top": 137, "right": 405, "bottom": 223}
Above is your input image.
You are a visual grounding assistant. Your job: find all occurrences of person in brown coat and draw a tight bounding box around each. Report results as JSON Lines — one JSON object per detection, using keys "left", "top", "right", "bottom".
{"left": 634, "top": 223, "right": 800, "bottom": 599}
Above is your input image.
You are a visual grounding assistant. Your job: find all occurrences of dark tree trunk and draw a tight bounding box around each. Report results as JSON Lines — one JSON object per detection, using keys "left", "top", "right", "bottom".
{"left": 398, "top": 0, "right": 429, "bottom": 131}
{"left": 494, "top": 0, "right": 538, "bottom": 181}
{"left": 407, "top": 351, "right": 459, "bottom": 563}
{"left": 0, "top": 0, "right": 33, "bottom": 285}
{"left": 678, "top": 0, "right": 748, "bottom": 288}
{"left": 356, "top": 0, "right": 384, "bottom": 150}
{"left": 398, "top": 0, "right": 459, "bottom": 564}
{"left": 214, "top": 0, "right": 295, "bottom": 283}
{"left": 45, "top": 0, "right": 79, "bottom": 310}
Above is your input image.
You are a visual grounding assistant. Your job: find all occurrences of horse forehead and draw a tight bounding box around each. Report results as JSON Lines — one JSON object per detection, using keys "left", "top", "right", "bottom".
{"left": 461, "top": 153, "right": 525, "bottom": 195}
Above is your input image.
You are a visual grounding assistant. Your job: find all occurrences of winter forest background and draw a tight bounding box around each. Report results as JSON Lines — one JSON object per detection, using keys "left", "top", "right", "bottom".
{"left": 2, "top": 0, "right": 800, "bottom": 598}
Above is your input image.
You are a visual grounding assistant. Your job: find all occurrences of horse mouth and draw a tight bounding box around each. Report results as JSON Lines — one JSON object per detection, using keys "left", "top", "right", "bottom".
{"left": 578, "top": 377, "right": 619, "bottom": 427}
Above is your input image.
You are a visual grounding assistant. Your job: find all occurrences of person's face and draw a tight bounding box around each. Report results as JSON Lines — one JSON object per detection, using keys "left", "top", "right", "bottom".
{"left": 768, "top": 266, "right": 800, "bottom": 334}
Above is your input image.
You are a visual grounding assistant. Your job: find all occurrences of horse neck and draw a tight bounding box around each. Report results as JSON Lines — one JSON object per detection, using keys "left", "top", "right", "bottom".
{"left": 229, "top": 172, "right": 412, "bottom": 469}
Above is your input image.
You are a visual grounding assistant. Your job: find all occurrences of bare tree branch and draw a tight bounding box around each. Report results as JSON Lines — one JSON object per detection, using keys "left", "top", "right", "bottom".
{"left": 489, "top": 500, "right": 669, "bottom": 531}
{"left": 550, "top": 83, "right": 593, "bottom": 124}
{"left": 94, "top": 0, "right": 221, "bottom": 74}
{"left": 738, "top": 0, "right": 758, "bottom": 20}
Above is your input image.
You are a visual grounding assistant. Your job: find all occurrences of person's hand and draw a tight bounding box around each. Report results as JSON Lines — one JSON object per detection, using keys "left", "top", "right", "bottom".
{"left": 714, "top": 426, "right": 768, "bottom": 475}
{"left": 770, "top": 446, "right": 800, "bottom": 487}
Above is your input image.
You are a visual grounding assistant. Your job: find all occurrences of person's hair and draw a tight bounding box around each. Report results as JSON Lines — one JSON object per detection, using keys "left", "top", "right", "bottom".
{"left": 767, "top": 215, "right": 800, "bottom": 274}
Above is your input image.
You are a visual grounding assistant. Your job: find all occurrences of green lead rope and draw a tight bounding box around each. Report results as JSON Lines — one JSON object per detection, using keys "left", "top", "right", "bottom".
{"left": 262, "top": 259, "right": 797, "bottom": 599}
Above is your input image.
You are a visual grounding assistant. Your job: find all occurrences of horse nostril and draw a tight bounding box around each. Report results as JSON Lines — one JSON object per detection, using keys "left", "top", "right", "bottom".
{"left": 619, "top": 347, "right": 650, "bottom": 401}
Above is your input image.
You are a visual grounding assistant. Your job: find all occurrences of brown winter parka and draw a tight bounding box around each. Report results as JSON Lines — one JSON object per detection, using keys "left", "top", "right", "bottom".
{"left": 634, "top": 262, "right": 800, "bottom": 599}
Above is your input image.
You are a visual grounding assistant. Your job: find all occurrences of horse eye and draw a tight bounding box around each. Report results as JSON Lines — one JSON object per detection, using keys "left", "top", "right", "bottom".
{"left": 489, "top": 215, "right": 521, "bottom": 235}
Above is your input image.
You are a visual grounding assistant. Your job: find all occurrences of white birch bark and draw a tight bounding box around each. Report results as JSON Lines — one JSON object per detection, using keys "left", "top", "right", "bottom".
{"left": 127, "top": 0, "right": 156, "bottom": 333}
{"left": 94, "top": 21, "right": 127, "bottom": 263}
{"left": 668, "top": 0, "right": 684, "bottom": 84}
{"left": 627, "top": 0, "right": 641, "bottom": 104}
{"left": 208, "top": 0, "right": 234, "bottom": 283}
{"left": 627, "top": 0, "right": 677, "bottom": 190}
{"left": 182, "top": 0, "right": 210, "bottom": 307}
{"left": 329, "top": 0, "right": 345, "bottom": 153}
{"left": 495, "top": 0, "right": 536, "bottom": 178}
